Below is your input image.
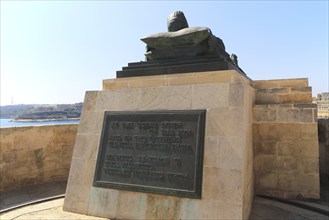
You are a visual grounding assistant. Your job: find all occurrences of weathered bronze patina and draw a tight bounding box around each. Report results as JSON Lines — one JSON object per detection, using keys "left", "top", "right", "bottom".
{"left": 141, "top": 11, "right": 236, "bottom": 63}
{"left": 94, "top": 110, "right": 206, "bottom": 198}
{"left": 116, "top": 11, "right": 246, "bottom": 78}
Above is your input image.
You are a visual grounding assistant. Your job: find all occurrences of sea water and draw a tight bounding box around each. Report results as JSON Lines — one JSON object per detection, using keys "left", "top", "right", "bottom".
{"left": 0, "top": 118, "right": 79, "bottom": 128}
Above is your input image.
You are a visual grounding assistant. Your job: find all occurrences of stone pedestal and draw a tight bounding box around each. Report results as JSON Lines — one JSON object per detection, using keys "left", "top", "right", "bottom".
{"left": 63, "top": 70, "right": 255, "bottom": 219}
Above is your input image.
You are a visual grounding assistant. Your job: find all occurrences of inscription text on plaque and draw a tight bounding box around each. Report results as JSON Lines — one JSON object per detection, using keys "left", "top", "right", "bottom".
{"left": 93, "top": 110, "right": 205, "bottom": 198}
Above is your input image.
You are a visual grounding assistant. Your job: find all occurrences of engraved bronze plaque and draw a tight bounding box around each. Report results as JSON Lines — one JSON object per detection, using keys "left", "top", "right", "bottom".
{"left": 93, "top": 110, "right": 205, "bottom": 198}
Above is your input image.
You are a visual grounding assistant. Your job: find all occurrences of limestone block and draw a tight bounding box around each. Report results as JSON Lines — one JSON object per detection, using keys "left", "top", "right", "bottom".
{"left": 192, "top": 84, "right": 228, "bottom": 109}
{"left": 258, "top": 173, "right": 278, "bottom": 190}
{"left": 280, "top": 93, "right": 295, "bottom": 104}
{"left": 126, "top": 79, "right": 142, "bottom": 88}
{"left": 53, "top": 125, "right": 77, "bottom": 145}
{"left": 218, "top": 136, "right": 243, "bottom": 170}
{"left": 168, "top": 74, "right": 199, "bottom": 86}
{"left": 203, "top": 136, "right": 219, "bottom": 167}
{"left": 253, "top": 78, "right": 308, "bottom": 89}
{"left": 0, "top": 150, "right": 16, "bottom": 163}
{"left": 145, "top": 194, "right": 181, "bottom": 219}
{"left": 218, "top": 169, "right": 242, "bottom": 204}
{"left": 242, "top": 178, "right": 254, "bottom": 218}
{"left": 229, "top": 83, "right": 244, "bottom": 107}
{"left": 77, "top": 110, "right": 103, "bottom": 134}
{"left": 115, "top": 191, "right": 147, "bottom": 219}
{"left": 276, "top": 123, "right": 301, "bottom": 140}
{"left": 255, "top": 155, "right": 284, "bottom": 173}
{"left": 139, "top": 85, "right": 193, "bottom": 110}
{"left": 202, "top": 167, "right": 220, "bottom": 200}
{"left": 43, "top": 168, "right": 69, "bottom": 182}
{"left": 0, "top": 128, "right": 15, "bottom": 151}
{"left": 301, "top": 109, "right": 314, "bottom": 122}
{"left": 82, "top": 91, "right": 99, "bottom": 111}
{"left": 217, "top": 202, "right": 242, "bottom": 219}
{"left": 232, "top": 73, "right": 252, "bottom": 85}
{"left": 0, "top": 162, "right": 18, "bottom": 190}
{"left": 88, "top": 187, "right": 118, "bottom": 218}
{"left": 254, "top": 123, "right": 278, "bottom": 141}
{"left": 102, "top": 79, "right": 128, "bottom": 90}
{"left": 293, "top": 92, "right": 313, "bottom": 103}
{"left": 139, "top": 87, "right": 171, "bottom": 110}
{"left": 141, "top": 77, "right": 168, "bottom": 87}
{"left": 279, "top": 79, "right": 308, "bottom": 88}
{"left": 19, "top": 174, "right": 42, "bottom": 188}
{"left": 95, "top": 89, "right": 140, "bottom": 111}
{"left": 253, "top": 141, "right": 277, "bottom": 155}
{"left": 284, "top": 191, "right": 320, "bottom": 200}
{"left": 179, "top": 199, "right": 217, "bottom": 219}
{"left": 313, "top": 109, "right": 318, "bottom": 122}
{"left": 195, "top": 71, "right": 233, "bottom": 84}
{"left": 14, "top": 148, "right": 41, "bottom": 164}
{"left": 300, "top": 123, "right": 318, "bottom": 140}
{"left": 41, "top": 160, "right": 57, "bottom": 171}
{"left": 13, "top": 126, "right": 54, "bottom": 150}
{"left": 255, "top": 92, "right": 280, "bottom": 104}
{"left": 278, "top": 173, "right": 319, "bottom": 195}
{"left": 44, "top": 140, "right": 62, "bottom": 155}
{"left": 301, "top": 158, "right": 320, "bottom": 174}
{"left": 72, "top": 134, "right": 100, "bottom": 160}
{"left": 166, "top": 85, "right": 193, "bottom": 110}
{"left": 277, "top": 108, "right": 303, "bottom": 122}
{"left": 257, "top": 88, "right": 290, "bottom": 94}
{"left": 244, "top": 86, "right": 255, "bottom": 124}
{"left": 276, "top": 107, "right": 313, "bottom": 123}
{"left": 0, "top": 127, "right": 15, "bottom": 139}
{"left": 64, "top": 158, "right": 93, "bottom": 214}
{"left": 281, "top": 157, "right": 301, "bottom": 173}
{"left": 291, "top": 86, "right": 312, "bottom": 93}
{"left": 15, "top": 162, "right": 38, "bottom": 176}
{"left": 277, "top": 140, "right": 318, "bottom": 157}
{"left": 206, "top": 107, "right": 243, "bottom": 137}
{"left": 253, "top": 106, "right": 277, "bottom": 122}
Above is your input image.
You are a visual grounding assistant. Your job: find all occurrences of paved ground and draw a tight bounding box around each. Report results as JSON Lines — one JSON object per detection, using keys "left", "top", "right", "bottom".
{"left": 250, "top": 197, "right": 328, "bottom": 220}
{"left": 0, "top": 198, "right": 107, "bottom": 220}
{"left": 0, "top": 182, "right": 66, "bottom": 212}
{"left": 0, "top": 179, "right": 328, "bottom": 220}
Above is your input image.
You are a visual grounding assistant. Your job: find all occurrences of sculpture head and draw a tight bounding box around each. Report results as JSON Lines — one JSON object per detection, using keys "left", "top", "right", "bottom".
{"left": 167, "top": 11, "right": 189, "bottom": 32}
{"left": 230, "top": 53, "right": 238, "bottom": 66}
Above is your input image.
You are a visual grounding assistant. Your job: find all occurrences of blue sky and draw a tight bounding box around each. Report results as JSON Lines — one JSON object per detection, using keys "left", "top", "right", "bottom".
{"left": 1, "top": 1, "right": 328, "bottom": 105}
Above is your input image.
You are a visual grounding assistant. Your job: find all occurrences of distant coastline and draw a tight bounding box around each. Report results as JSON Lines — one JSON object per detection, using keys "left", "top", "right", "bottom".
{"left": 0, "top": 118, "right": 79, "bottom": 128}
{"left": 0, "top": 103, "right": 83, "bottom": 120}
{"left": 10, "top": 118, "right": 80, "bottom": 123}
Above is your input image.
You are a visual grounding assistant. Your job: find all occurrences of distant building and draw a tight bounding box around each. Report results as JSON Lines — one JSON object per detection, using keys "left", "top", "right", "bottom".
{"left": 316, "top": 92, "right": 329, "bottom": 119}
{"left": 74, "top": 102, "right": 83, "bottom": 110}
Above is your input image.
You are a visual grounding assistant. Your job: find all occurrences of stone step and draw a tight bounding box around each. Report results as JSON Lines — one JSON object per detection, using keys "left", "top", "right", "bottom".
{"left": 253, "top": 103, "right": 317, "bottom": 123}
{"left": 125, "top": 55, "right": 223, "bottom": 69}
{"left": 255, "top": 86, "right": 313, "bottom": 104}
{"left": 253, "top": 78, "right": 309, "bottom": 89}
{"left": 116, "top": 55, "right": 246, "bottom": 78}
{"left": 117, "top": 60, "right": 242, "bottom": 78}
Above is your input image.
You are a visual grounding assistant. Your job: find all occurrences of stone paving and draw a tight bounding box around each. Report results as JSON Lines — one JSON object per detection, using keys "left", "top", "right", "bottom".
{"left": 0, "top": 182, "right": 66, "bottom": 212}
{"left": 0, "top": 181, "right": 328, "bottom": 220}
{"left": 0, "top": 198, "right": 107, "bottom": 220}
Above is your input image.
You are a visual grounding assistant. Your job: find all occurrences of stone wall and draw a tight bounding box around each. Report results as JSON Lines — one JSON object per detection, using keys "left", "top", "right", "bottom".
{"left": 318, "top": 119, "right": 329, "bottom": 177}
{"left": 0, "top": 124, "right": 78, "bottom": 192}
{"left": 253, "top": 78, "right": 320, "bottom": 199}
